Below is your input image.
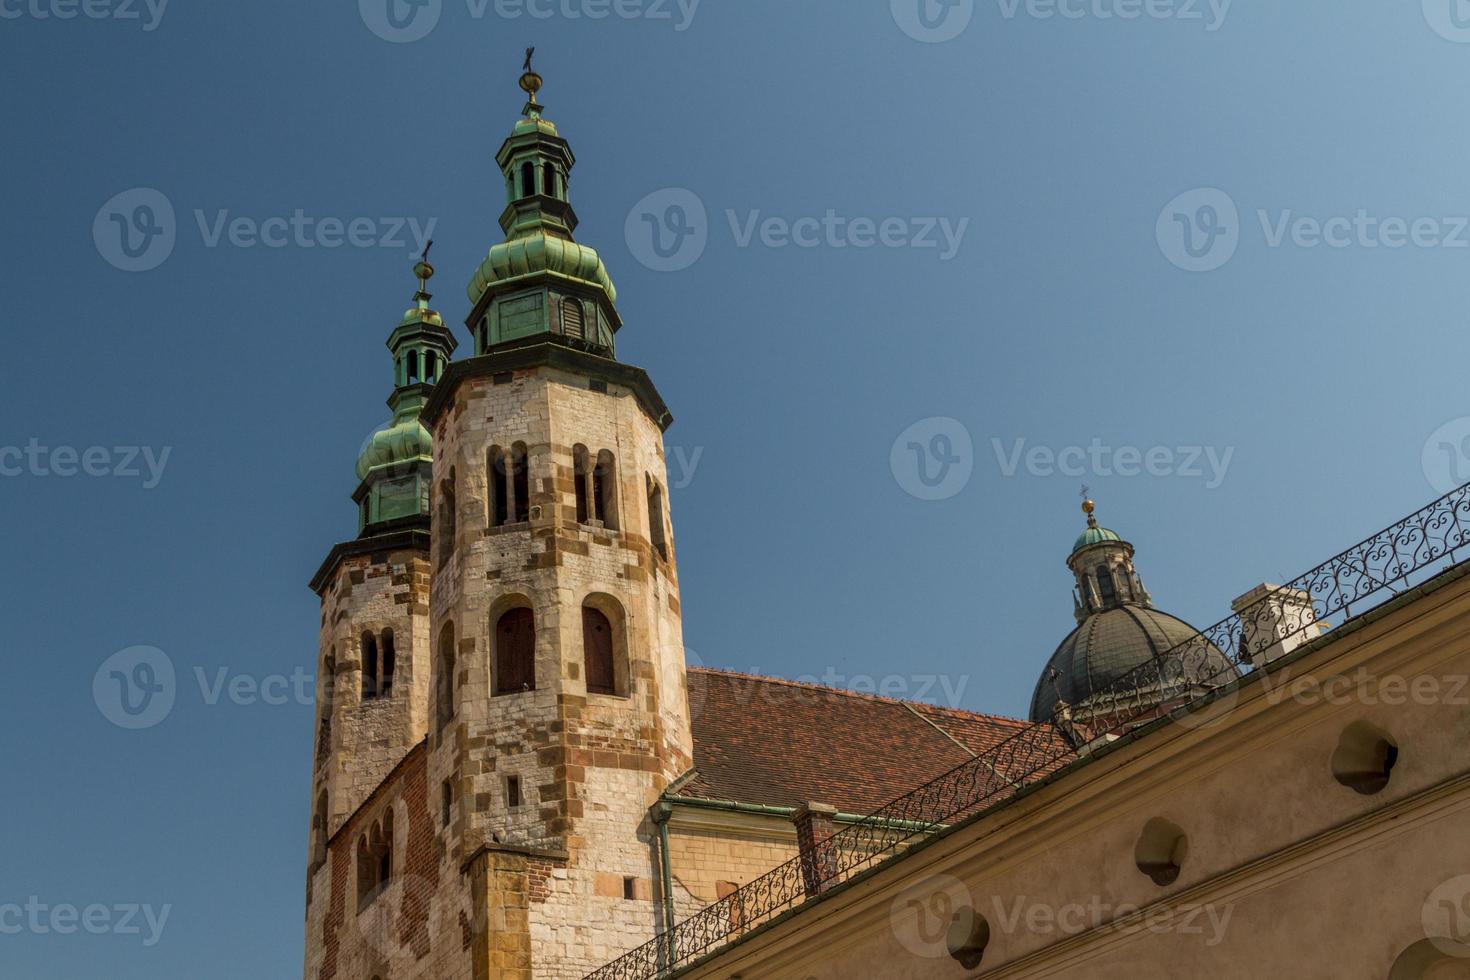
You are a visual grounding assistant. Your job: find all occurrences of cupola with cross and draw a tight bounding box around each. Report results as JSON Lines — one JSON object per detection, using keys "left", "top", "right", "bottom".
{"left": 353, "top": 251, "right": 457, "bottom": 535}
{"left": 465, "top": 54, "right": 620, "bottom": 357}
{"left": 1030, "top": 495, "right": 1233, "bottom": 729}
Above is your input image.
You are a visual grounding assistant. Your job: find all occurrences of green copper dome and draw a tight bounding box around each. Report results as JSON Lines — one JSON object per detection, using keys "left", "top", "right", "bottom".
{"left": 467, "top": 232, "right": 616, "bottom": 308}
{"left": 356, "top": 418, "right": 432, "bottom": 482}
{"left": 1072, "top": 525, "right": 1123, "bottom": 554}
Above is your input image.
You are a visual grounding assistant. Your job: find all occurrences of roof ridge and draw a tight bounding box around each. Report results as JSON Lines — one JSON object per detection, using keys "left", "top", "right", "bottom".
{"left": 687, "top": 665, "right": 1026, "bottom": 725}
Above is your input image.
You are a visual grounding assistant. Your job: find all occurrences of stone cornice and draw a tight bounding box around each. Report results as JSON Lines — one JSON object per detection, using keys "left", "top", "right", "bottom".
{"left": 420, "top": 342, "right": 673, "bottom": 432}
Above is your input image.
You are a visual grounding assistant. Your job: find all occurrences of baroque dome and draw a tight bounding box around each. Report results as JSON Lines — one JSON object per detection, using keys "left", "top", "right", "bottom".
{"left": 1028, "top": 605, "right": 1231, "bottom": 723}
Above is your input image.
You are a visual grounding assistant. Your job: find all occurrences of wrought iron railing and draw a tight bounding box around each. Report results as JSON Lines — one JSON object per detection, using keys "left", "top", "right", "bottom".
{"left": 584, "top": 481, "right": 1470, "bottom": 980}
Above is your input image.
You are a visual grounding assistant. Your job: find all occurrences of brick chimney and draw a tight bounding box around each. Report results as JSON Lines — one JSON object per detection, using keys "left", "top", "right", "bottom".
{"left": 1231, "top": 583, "right": 1322, "bottom": 669}
{"left": 793, "top": 802, "right": 840, "bottom": 897}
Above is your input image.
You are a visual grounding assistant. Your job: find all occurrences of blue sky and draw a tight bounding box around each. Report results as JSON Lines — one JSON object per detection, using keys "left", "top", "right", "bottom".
{"left": 5, "top": 1, "right": 1470, "bottom": 976}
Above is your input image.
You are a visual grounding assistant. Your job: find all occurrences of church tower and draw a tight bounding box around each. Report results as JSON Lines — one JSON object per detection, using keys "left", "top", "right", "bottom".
{"left": 305, "top": 258, "right": 455, "bottom": 881}
{"left": 416, "top": 63, "right": 695, "bottom": 976}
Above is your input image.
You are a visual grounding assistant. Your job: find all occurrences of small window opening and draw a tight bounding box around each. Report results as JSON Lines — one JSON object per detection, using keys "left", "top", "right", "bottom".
{"left": 595, "top": 451, "right": 618, "bottom": 529}
{"left": 573, "top": 446, "right": 591, "bottom": 524}
{"left": 361, "top": 632, "right": 378, "bottom": 700}
{"left": 520, "top": 162, "right": 535, "bottom": 198}
{"left": 647, "top": 478, "right": 668, "bottom": 561}
{"left": 511, "top": 443, "right": 530, "bottom": 523}
{"left": 489, "top": 447, "right": 509, "bottom": 527}
{"left": 441, "top": 779, "right": 453, "bottom": 827}
{"left": 506, "top": 775, "right": 522, "bottom": 809}
{"left": 623, "top": 877, "right": 637, "bottom": 900}
{"left": 380, "top": 629, "right": 395, "bottom": 698}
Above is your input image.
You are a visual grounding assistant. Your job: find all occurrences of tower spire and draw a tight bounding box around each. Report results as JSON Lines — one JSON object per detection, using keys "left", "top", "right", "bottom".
{"left": 352, "top": 255, "right": 457, "bottom": 535}
{"left": 465, "top": 54, "right": 622, "bottom": 357}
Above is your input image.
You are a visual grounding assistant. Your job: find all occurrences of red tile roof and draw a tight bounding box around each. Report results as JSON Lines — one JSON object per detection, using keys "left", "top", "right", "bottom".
{"left": 680, "top": 668, "right": 1071, "bottom": 814}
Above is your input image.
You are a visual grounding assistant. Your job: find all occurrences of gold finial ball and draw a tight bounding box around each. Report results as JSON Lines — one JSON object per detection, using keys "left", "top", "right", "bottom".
{"left": 1081, "top": 498, "right": 1095, "bottom": 516}
{"left": 413, "top": 260, "right": 434, "bottom": 282}
{"left": 519, "top": 70, "right": 543, "bottom": 97}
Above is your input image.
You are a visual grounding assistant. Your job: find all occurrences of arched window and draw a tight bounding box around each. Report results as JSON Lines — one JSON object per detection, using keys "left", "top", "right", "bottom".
{"left": 316, "top": 649, "right": 335, "bottom": 764}
{"left": 437, "top": 468, "right": 457, "bottom": 567}
{"left": 489, "top": 446, "right": 509, "bottom": 527}
{"left": 543, "top": 162, "right": 557, "bottom": 199}
{"left": 310, "top": 791, "right": 328, "bottom": 871}
{"left": 1096, "top": 566, "right": 1116, "bottom": 605}
{"left": 361, "top": 631, "right": 379, "bottom": 699}
{"left": 511, "top": 443, "right": 530, "bottom": 523}
{"left": 436, "top": 621, "right": 456, "bottom": 730}
{"left": 423, "top": 351, "right": 437, "bottom": 384}
{"left": 647, "top": 478, "right": 668, "bottom": 561}
{"left": 379, "top": 808, "right": 394, "bottom": 884}
{"left": 520, "top": 161, "right": 535, "bottom": 198}
{"left": 573, "top": 445, "right": 591, "bottom": 524}
{"left": 494, "top": 607, "right": 536, "bottom": 695}
{"left": 583, "top": 607, "right": 615, "bottom": 695}
{"left": 356, "top": 834, "right": 374, "bottom": 906}
{"left": 562, "top": 297, "right": 584, "bottom": 340}
{"left": 595, "top": 451, "right": 619, "bottom": 530}
{"left": 407, "top": 350, "right": 420, "bottom": 384}
{"left": 380, "top": 629, "right": 395, "bottom": 697}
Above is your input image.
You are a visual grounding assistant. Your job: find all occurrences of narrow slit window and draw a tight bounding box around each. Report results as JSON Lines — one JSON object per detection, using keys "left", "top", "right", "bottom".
{"left": 573, "top": 445, "right": 591, "bottom": 524}
{"left": 380, "top": 629, "right": 395, "bottom": 697}
{"left": 489, "top": 447, "right": 509, "bottom": 527}
{"left": 647, "top": 479, "right": 668, "bottom": 561}
{"left": 595, "top": 451, "right": 618, "bottom": 529}
{"left": 361, "top": 632, "right": 379, "bottom": 699}
{"left": 506, "top": 775, "right": 522, "bottom": 809}
{"left": 511, "top": 443, "right": 530, "bottom": 523}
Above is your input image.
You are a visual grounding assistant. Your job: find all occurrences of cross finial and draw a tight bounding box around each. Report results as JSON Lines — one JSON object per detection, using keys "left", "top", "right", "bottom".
{"left": 519, "top": 47, "right": 544, "bottom": 111}
{"left": 412, "top": 240, "right": 435, "bottom": 300}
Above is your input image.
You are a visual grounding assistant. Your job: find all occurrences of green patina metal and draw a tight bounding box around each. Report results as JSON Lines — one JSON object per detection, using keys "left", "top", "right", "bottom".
{"left": 1072, "top": 524, "right": 1123, "bottom": 554}
{"left": 353, "top": 256, "right": 458, "bottom": 535}
{"left": 464, "top": 69, "right": 620, "bottom": 359}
